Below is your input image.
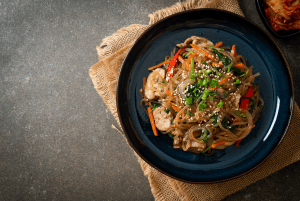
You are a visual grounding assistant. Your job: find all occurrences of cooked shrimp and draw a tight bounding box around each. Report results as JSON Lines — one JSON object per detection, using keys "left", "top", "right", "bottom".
{"left": 153, "top": 106, "right": 173, "bottom": 131}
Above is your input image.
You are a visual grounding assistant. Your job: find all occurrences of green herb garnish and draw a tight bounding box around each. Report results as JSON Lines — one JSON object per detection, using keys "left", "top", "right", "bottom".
{"left": 233, "top": 79, "right": 241, "bottom": 84}
{"left": 221, "top": 117, "right": 228, "bottom": 128}
{"left": 209, "top": 114, "right": 218, "bottom": 125}
{"left": 209, "top": 78, "right": 219, "bottom": 88}
{"left": 217, "top": 101, "right": 224, "bottom": 108}
{"left": 185, "top": 110, "right": 195, "bottom": 116}
{"left": 240, "top": 70, "right": 249, "bottom": 77}
{"left": 201, "top": 141, "right": 216, "bottom": 153}
{"left": 224, "top": 91, "right": 229, "bottom": 98}
{"left": 229, "top": 125, "right": 237, "bottom": 132}
{"left": 211, "top": 48, "right": 231, "bottom": 66}
{"left": 150, "top": 102, "right": 161, "bottom": 112}
{"left": 198, "top": 102, "right": 207, "bottom": 111}
{"left": 202, "top": 61, "right": 209, "bottom": 66}
{"left": 182, "top": 51, "right": 193, "bottom": 59}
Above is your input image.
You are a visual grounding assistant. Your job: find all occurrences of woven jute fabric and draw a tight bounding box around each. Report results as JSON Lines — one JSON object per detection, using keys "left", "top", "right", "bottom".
{"left": 89, "top": 0, "right": 300, "bottom": 200}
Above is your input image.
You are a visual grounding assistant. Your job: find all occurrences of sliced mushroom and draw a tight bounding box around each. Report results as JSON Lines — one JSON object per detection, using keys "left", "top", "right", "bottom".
{"left": 216, "top": 88, "right": 227, "bottom": 99}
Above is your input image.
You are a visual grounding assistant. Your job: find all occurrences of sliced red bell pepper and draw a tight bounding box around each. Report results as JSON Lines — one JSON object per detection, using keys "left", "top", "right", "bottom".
{"left": 166, "top": 47, "right": 186, "bottom": 82}
{"left": 236, "top": 86, "right": 254, "bottom": 147}
{"left": 240, "top": 86, "right": 254, "bottom": 109}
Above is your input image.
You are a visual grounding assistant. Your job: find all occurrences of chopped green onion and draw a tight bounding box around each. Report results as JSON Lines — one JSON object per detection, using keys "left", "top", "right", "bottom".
{"left": 226, "top": 65, "right": 232, "bottom": 73}
{"left": 164, "top": 108, "right": 170, "bottom": 113}
{"left": 189, "top": 58, "right": 196, "bottom": 79}
{"left": 169, "top": 133, "right": 174, "bottom": 138}
{"left": 233, "top": 79, "right": 241, "bottom": 84}
{"left": 209, "top": 97, "right": 217, "bottom": 101}
{"left": 201, "top": 91, "right": 209, "bottom": 101}
{"left": 217, "top": 101, "right": 224, "bottom": 108}
{"left": 206, "top": 69, "right": 213, "bottom": 74}
{"left": 198, "top": 102, "right": 207, "bottom": 111}
{"left": 202, "top": 77, "right": 209, "bottom": 86}
{"left": 198, "top": 79, "right": 203, "bottom": 86}
{"left": 186, "top": 97, "right": 193, "bottom": 105}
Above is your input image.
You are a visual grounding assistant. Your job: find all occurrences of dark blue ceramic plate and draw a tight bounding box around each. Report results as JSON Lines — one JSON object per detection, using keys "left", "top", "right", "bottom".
{"left": 117, "top": 9, "right": 294, "bottom": 183}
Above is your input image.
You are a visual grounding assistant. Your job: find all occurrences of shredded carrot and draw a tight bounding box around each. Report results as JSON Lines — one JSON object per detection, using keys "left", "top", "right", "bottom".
{"left": 148, "top": 59, "right": 171, "bottom": 71}
{"left": 212, "top": 62, "right": 223, "bottom": 68}
{"left": 215, "top": 41, "right": 223, "bottom": 48}
{"left": 147, "top": 107, "right": 159, "bottom": 136}
{"left": 209, "top": 87, "right": 217, "bottom": 91}
{"left": 232, "top": 44, "right": 237, "bottom": 57}
{"left": 143, "top": 77, "right": 147, "bottom": 91}
{"left": 218, "top": 74, "right": 232, "bottom": 86}
{"left": 165, "top": 89, "right": 175, "bottom": 97}
{"left": 184, "top": 52, "right": 198, "bottom": 70}
{"left": 142, "top": 77, "right": 149, "bottom": 106}
{"left": 212, "top": 141, "right": 230, "bottom": 148}
{"left": 187, "top": 52, "right": 198, "bottom": 61}
{"left": 234, "top": 63, "right": 244, "bottom": 69}
{"left": 178, "top": 55, "right": 185, "bottom": 64}
{"left": 190, "top": 44, "right": 214, "bottom": 60}
{"left": 172, "top": 105, "right": 180, "bottom": 112}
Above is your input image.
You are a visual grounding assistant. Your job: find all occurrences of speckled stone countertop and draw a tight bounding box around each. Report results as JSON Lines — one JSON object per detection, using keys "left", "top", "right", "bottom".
{"left": 1, "top": 0, "right": 300, "bottom": 200}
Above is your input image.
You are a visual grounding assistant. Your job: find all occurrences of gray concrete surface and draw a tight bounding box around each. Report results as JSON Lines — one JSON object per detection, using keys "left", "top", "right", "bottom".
{"left": 0, "top": 0, "right": 299, "bottom": 200}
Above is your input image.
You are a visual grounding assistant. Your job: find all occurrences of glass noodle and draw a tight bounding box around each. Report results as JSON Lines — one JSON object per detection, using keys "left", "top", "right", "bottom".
{"left": 140, "top": 36, "right": 264, "bottom": 155}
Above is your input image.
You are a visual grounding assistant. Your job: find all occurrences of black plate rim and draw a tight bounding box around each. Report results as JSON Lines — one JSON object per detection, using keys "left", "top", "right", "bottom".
{"left": 116, "top": 8, "right": 294, "bottom": 184}
{"left": 256, "top": 0, "right": 300, "bottom": 38}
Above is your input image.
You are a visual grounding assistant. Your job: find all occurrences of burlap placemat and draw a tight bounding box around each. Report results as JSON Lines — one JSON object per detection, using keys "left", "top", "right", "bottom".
{"left": 89, "top": 0, "right": 300, "bottom": 200}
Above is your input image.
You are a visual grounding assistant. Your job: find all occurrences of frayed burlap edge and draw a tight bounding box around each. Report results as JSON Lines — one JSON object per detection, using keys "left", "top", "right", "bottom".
{"left": 88, "top": 0, "right": 300, "bottom": 201}
{"left": 96, "top": 24, "right": 149, "bottom": 61}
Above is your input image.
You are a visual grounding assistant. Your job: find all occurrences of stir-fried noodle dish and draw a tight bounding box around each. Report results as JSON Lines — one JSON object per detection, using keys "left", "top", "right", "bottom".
{"left": 139, "top": 36, "right": 264, "bottom": 155}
